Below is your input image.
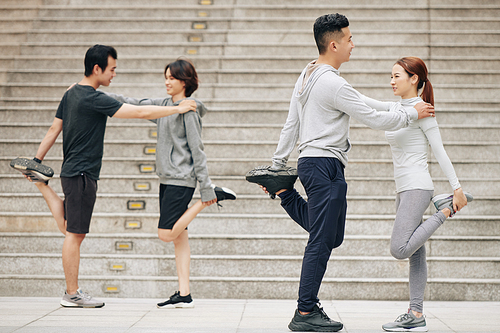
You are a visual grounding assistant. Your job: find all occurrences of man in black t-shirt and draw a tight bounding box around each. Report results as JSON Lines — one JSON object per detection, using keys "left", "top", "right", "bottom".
{"left": 19, "top": 45, "right": 196, "bottom": 308}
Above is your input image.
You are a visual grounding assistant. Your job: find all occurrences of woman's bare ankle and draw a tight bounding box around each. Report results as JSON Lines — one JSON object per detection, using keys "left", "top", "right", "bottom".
{"left": 411, "top": 310, "right": 423, "bottom": 318}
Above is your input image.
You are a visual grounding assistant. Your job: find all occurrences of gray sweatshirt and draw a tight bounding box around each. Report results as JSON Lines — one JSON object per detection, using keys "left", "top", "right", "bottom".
{"left": 272, "top": 61, "right": 419, "bottom": 168}
{"left": 106, "top": 93, "right": 216, "bottom": 202}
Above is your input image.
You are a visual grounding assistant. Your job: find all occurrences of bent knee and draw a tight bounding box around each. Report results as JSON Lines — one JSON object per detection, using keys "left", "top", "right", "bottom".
{"left": 390, "top": 247, "right": 409, "bottom": 260}
{"left": 158, "top": 231, "right": 175, "bottom": 243}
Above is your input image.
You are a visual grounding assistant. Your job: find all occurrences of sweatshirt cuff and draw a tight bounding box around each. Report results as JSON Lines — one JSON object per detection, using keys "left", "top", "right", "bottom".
{"left": 408, "top": 107, "right": 419, "bottom": 120}
{"left": 200, "top": 187, "right": 217, "bottom": 202}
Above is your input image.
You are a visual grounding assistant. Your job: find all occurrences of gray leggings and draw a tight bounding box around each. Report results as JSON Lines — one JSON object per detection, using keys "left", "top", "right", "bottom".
{"left": 391, "top": 189, "right": 447, "bottom": 313}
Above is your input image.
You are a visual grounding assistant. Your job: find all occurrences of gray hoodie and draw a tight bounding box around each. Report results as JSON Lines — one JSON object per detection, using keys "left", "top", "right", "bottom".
{"left": 106, "top": 93, "right": 216, "bottom": 202}
{"left": 272, "top": 61, "right": 418, "bottom": 168}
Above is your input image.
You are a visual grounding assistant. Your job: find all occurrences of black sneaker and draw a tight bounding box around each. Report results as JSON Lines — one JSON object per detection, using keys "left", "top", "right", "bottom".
{"left": 10, "top": 157, "right": 54, "bottom": 183}
{"left": 157, "top": 291, "right": 194, "bottom": 309}
{"left": 212, "top": 185, "right": 237, "bottom": 202}
{"left": 288, "top": 304, "right": 343, "bottom": 332}
{"left": 245, "top": 165, "right": 298, "bottom": 199}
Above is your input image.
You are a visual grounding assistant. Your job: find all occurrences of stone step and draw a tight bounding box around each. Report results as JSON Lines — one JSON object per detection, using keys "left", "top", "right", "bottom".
{"left": 20, "top": 30, "right": 443, "bottom": 45}
{"left": 5, "top": 55, "right": 500, "bottom": 71}
{"left": 0, "top": 0, "right": 41, "bottom": 6}
{"left": 6, "top": 43, "right": 397, "bottom": 57}
{"left": 38, "top": 0, "right": 421, "bottom": 7}
{"left": 1, "top": 272, "right": 498, "bottom": 300}
{"left": 2, "top": 213, "right": 498, "bottom": 236}
{"left": 0, "top": 8, "right": 40, "bottom": 18}
{"left": 36, "top": 0, "right": 500, "bottom": 6}
{"left": 28, "top": 16, "right": 500, "bottom": 31}
{"left": 5, "top": 69, "right": 500, "bottom": 86}
{"left": 15, "top": 29, "right": 500, "bottom": 45}
{"left": 40, "top": 0, "right": 232, "bottom": 5}
{"left": 13, "top": 42, "right": 499, "bottom": 57}
{"left": 2, "top": 139, "right": 500, "bottom": 161}
{"left": 2, "top": 121, "right": 499, "bottom": 142}
{"left": 14, "top": 7, "right": 233, "bottom": 18}
{"left": 30, "top": 7, "right": 426, "bottom": 19}
{"left": 0, "top": 44, "right": 21, "bottom": 57}
{"left": 0, "top": 17, "right": 33, "bottom": 32}
{"left": 0, "top": 192, "right": 494, "bottom": 215}
{"left": 0, "top": 32, "right": 28, "bottom": 43}
{"left": 1, "top": 232, "right": 499, "bottom": 257}
{"left": 24, "top": 6, "right": 498, "bottom": 20}
{"left": 2, "top": 253, "right": 499, "bottom": 279}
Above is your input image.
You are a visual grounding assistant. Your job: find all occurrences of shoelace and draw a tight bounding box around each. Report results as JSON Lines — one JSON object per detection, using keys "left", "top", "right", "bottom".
{"left": 315, "top": 304, "right": 337, "bottom": 323}
{"left": 318, "top": 307, "right": 331, "bottom": 320}
{"left": 395, "top": 313, "right": 411, "bottom": 322}
{"left": 77, "top": 290, "right": 92, "bottom": 301}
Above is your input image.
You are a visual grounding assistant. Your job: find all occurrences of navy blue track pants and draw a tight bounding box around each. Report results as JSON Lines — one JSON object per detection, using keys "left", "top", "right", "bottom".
{"left": 278, "top": 157, "right": 347, "bottom": 312}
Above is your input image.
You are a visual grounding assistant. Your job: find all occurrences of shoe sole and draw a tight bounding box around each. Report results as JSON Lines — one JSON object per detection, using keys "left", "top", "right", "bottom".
{"left": 288, "top": 320, "right": 343, "bottom": 332}
{"left": 10, "top": 157, "right": 54, "bottom": 182}
{"left": 60, "top": 300, "right": 105, "bottom": 308}
{"left": 157, "top": 302, "right": 194, "bottom": 309}
{"left": 215, "top": 186, "right": 237, "bottom": 201}
{"left": 246, "top": 174, "right": 298, "bottom": 198}
{"left": 245, "top": 174, "right": 298, "bottom": 184}
{"left": 382, "top": 326, "right": 428, "bottom": 332}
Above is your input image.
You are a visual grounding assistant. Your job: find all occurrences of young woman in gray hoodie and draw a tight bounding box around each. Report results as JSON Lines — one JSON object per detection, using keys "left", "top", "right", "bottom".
{"left": 107, "top": 58, "right": 236, "bottom": 309}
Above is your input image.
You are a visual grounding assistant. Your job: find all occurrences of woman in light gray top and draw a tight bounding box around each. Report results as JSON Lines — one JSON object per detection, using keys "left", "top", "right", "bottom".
{"left": 361, "top": 57, "right": 469, "bottom": 332}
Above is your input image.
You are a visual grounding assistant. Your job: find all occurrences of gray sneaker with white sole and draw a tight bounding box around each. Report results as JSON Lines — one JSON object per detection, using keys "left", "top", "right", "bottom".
{"left": 432, "top": 192, "right": 473, "bottom": 217}
{"left": 382, "top": 311, "right": 428, "bottom": 332}
{"left": 60, "top": 289, "right": 105, "bottom": 308}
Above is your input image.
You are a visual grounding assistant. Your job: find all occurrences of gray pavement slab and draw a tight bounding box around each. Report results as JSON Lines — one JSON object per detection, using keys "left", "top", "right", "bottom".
{"left": 0, "top": 298, "right": 499, "bottom": 333}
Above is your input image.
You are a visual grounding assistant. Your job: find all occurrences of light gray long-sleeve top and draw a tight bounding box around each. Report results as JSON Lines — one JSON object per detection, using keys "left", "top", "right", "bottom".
{"left": 361, "top": 95, "right": 461, "bottom": 193}
{"left": 105, "top": 92, "right": 216, "bottom": 202}
{"left": 272, "top": 61, "right": 418, "bottom": 168}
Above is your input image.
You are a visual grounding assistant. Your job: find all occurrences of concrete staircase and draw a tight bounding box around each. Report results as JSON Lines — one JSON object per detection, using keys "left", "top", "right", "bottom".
{"left": 1, "top": 0, "right": 499, "bottom": 301}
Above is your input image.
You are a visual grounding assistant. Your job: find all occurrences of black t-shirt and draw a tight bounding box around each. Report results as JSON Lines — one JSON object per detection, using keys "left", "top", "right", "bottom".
{"left": 55, "top": 84, "right": 122, "bottom": 180}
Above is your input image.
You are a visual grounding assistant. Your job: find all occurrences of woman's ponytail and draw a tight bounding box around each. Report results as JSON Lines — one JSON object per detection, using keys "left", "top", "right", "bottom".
{"left": 396, "top": 57, "right": 434, "bottom": 106}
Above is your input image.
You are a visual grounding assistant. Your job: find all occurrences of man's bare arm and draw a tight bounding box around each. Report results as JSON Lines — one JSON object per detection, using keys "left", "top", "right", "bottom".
{"left": 35, "top": 117, "right": 63, "bottom": 161}
{"left": 113, "top": 99, "right": 196, "bottom": 119}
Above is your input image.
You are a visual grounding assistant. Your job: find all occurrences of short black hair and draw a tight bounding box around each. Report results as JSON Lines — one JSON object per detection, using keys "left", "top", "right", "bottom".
{"left": 313, "top": 13, "right": 350, "bottom": 55}
{"left": 84, "top": 44, "right": 117, "bottom": 77}
{"left": 165, "top": 58, "right": 199, "bottom": 97}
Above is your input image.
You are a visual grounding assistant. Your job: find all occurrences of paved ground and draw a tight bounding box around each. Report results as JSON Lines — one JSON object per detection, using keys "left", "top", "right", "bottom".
{"left": 0, "top": 297, "right": 499, "bottom": 333}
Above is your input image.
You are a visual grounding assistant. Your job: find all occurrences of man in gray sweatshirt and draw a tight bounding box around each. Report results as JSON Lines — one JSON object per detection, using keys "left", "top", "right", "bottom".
{"left": 246, "top": 13, "right": 435, "bottom": 332}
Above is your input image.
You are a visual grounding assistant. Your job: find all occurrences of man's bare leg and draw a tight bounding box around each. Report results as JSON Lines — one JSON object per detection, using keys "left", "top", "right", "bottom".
{"left": 35, "top": 182, "right": 66, "bottom": 234}
{"left": 62, "top": 231, "right": 86, "bottom": 294}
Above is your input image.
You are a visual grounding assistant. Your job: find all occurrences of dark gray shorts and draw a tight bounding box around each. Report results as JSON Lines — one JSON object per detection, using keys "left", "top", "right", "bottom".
{"left": 61, "top": 173, "right": 97, "bottom": 234}
{"left": 158, "top": 184, "right": 195, "bottom": 230}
